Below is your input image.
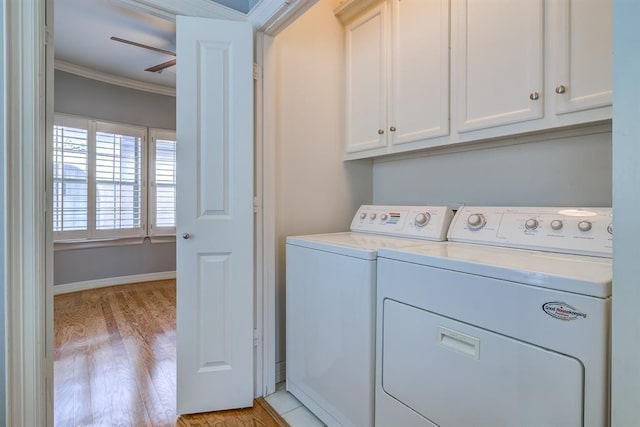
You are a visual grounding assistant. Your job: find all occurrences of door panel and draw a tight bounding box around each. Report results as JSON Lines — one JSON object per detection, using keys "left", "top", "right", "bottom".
{"left": 345, "top": 3, "right": 388, "bottom": 153}
{"left": 382, "top": 299, "right": 583, "bottom": 427}
{"left": 176, "top": 16, "right": 254, "bottom": 414}
{"left": 390, "top": 0, "right": 449, "bottom": 145}
{"left": 551, "top": 0, "right": 612, "bottom": 114}
{"left": 453, "top": 0, "right": 544, "bottom": 132}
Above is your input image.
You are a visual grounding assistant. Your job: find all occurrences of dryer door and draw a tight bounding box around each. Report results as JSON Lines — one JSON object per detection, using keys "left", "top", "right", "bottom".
{"left": 381, "top": 299, "right": 583, "bottom": 427}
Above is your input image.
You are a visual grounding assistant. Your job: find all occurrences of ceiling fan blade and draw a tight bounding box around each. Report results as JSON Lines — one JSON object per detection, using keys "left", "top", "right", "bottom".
{"left": 145, "top": 59, "right": 177, "bottom": 73}
{"left": 110, "top": 36, "right": 176, "bottom": 56}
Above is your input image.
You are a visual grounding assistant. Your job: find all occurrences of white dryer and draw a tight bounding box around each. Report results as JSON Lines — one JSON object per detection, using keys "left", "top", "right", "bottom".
{"left": 286, "top": 205, "right": 454, "bottom": 427}
{"left": 376, "top": 206, "right": 613, "bottom": 427}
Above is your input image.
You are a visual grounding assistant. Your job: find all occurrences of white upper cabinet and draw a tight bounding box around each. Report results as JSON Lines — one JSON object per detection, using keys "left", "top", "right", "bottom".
{"left": 337, "top": 0, "right": 612, "bottom": 159}
{"left": 345, "top": 3, "right": 387, "bottom": 153}
{"left": 452, "top": 0, "right": 544, "bottom": 133}
{"left": 390, "top": 0, "right": 449, "bottom": 146}
{"left": 549, "top": 0, "right": 613, "bottom": 115}
{"left": 344, "top": 0, "right": 450, "bottom": 157}
{"left": 452, "top": 0, "right": 612, "bottom": 139}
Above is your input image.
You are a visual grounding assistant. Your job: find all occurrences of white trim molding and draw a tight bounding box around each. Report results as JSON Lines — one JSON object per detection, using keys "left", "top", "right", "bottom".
{"left": 249, "top": 0, "right": 318, "bottom": 35}
{"left": 53, "top": 271, "right": 177, "bottom": 295}
{"left": 258, "top": 32, "right": 278, "bottom": 396}
{"left": 112, "top": 0, "right": 318, "bottom": 36}
{"left": 110, "top": 0, "right": 245, "bottom": 21}
{"left": 5, "top": 0, "right": 49, "bottom": 425}
{"left": 55, "top": 60, "right": 176, "bottom": 97}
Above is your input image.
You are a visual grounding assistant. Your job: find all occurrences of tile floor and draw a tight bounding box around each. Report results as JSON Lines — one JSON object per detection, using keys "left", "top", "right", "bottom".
{"left": 265, "top": 383, "right": 326, "bottom": 426}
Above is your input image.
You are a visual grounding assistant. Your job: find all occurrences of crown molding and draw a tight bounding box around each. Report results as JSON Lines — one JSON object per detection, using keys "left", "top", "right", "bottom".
{"left": 249, "top": 0, "right": 318, "bottom": 35}
{"left": 110, "top": 0, "right": 246, "bottom": 21}
{"left": 55, "top": 60, "right": 176, "bottom": 97}
{"left": 333, "top": 0, "right": 380, "bottom": 24}
{"left": 113, "top": 0, "right": 317, "bottom": 36}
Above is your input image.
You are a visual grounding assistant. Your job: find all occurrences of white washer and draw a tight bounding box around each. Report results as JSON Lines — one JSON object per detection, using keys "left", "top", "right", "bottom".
{"left": 376, "top": 206, "right": 613, "bottom": 427}
{"left": 286, "top": 205, "right": 454, "bottom": 427}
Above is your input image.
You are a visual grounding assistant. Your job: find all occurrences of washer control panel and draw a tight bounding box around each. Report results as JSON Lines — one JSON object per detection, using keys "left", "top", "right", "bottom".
{"left": 448, "top": 206, "right": 613, "bottom": 257}
{"left": 351, "top": 205, "right": 454, "bottom": 241}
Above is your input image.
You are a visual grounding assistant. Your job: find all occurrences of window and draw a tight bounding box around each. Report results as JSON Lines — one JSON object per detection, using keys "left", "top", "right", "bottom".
{"left": 53, "top": 116, "right": 89, "bottom": 239}
{"left": 53, "top": 114, "right": 176, "bottom": 242}
{"left": 149, "top": 129, "right": 177, "bottom": 236}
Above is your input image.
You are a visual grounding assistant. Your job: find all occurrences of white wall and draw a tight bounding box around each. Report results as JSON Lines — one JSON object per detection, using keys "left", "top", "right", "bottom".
{"left": 272, "top": 0, "right": 373, "bottom": 370}
{"left": 374, "top": 125, "right": 612, "bottom": 207}
{"left": 612, "top": 1, "right": 640, "bottom": 424}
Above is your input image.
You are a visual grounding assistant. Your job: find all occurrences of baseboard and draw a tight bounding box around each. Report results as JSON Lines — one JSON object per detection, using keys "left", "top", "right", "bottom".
{"left": 53, "top": 271, "right": 176, "bottom": 295}
{"left": 276, "top": 361, "right": 286, "bottom": 384}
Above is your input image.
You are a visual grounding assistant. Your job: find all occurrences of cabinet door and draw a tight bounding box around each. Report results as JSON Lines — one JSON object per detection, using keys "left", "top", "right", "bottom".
{"left": 452, "top": 0, "right": 544, "bottom": 133}
{"left": 389, "top": 0, "right": 449, "bottom": 146}
{"left": 551, "top": 0, "right": 612, "bottom": 114}
{"left": 345, "top": 3, "right": 388, "bottom": 153}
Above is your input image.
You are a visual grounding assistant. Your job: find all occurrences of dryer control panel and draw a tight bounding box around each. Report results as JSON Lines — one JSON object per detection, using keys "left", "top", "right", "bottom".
{"left": 351, "top": 205, "right": 454, "bottom": 241}
{"left": 448, "top": 206, "right": 613, "bottom": 257}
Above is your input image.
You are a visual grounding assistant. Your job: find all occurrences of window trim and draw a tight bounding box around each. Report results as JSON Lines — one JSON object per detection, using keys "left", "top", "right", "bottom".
{"left": 148, "top": 128, "right": 177, "bottom": 237}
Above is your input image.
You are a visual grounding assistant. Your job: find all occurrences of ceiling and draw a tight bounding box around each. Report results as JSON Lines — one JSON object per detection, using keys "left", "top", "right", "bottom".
{"left": 54, "top": 0, "right": 261, "bottom": 90}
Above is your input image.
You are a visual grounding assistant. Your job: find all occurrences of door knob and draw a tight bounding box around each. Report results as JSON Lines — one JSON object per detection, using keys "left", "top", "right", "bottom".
{"left": 182, "top": 233, "right": 191, "bottom": 239}
{"left": 529, "top": 92, "right": 540, "bottom": 100}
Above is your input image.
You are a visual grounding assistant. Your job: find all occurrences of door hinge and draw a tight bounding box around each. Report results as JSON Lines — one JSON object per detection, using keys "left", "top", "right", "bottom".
{"left": 253, "top": 62, "right": 262, "bottom": 81}
{"left": 253, "top": 196, "right": 260, "bottom": 214}
{"left": 253, "top": 329, "right": 262, "bottom": 347}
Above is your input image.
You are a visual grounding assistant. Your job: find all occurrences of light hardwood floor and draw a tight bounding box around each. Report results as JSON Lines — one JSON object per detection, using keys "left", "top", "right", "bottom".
{"left": 54, "top": 280, "right": 287, "bottom": 427}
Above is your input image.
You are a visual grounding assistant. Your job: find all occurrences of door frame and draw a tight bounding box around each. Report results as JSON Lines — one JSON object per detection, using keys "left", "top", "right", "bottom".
{"left": 3, "top": 0, "right": 316, "bottom": 424}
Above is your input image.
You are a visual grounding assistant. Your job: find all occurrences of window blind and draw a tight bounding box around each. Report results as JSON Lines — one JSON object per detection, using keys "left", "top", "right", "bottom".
{"left": 154, "top": 138, "right": 177, "bottom": 228}
{"left": 53, "top": 125, "right": 89, "bottom": 232}
{"left": 95, "top": 131, "right": 143, "bottom": 231}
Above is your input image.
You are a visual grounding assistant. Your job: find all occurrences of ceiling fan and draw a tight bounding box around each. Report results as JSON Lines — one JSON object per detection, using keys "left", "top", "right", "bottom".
{"left": 110, "top": 36, "right": 176, "bottom": 73}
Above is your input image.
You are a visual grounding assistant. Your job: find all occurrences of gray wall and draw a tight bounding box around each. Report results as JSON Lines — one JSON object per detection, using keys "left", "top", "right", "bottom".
{"left": 1, "top": 1, "right": 6, "bottom": 422}
{"left": 55, "top": 239, "right": 176, "bottom": 284}
{"left": 373, "top": 125, "right": 612, "bottom": 207}
{"left": 612, "top": 1, "right": 640, "bottom": 424}
{"left": 55, "top": 70, "right": 175, "bottom": 129}
{"left": 54, "top": 71, "right": 176, "bottom": 285}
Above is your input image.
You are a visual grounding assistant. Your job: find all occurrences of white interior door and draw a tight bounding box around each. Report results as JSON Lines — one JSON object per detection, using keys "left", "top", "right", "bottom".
{"left": 176, "top": 16, "right": 254, "bottom": 415}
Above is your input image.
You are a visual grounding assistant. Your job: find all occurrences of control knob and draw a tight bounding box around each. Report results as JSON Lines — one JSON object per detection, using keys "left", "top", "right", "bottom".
{"left": 414, "top": 212, "right": 431, "bottom": 228}
{"left": 578, "top": 220, "right": 592, "bottom": 232}
{"left": 467, "top": 213, "right": 486, "bottom": 230}
{"left": 550, "top": 220, "right": 563, "bottom": 231}
{"left": 360, "top": 212, "right": 367, "bottom": 220}
{"left": 369, "top": 213, "right": 377, "bottom": 220}
{"left": 381, "top": 213, "right": 389, "bottom": 221}
{"left": 524, "top": 219, "right": 539, "bottom": 230}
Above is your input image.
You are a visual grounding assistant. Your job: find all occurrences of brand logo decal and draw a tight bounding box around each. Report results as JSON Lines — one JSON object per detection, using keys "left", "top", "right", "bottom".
{"left": 542, "top": 302, "right": 587, "bottom": 321}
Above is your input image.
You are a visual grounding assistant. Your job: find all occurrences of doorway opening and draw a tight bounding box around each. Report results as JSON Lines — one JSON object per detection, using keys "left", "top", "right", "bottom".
{"left": 52, "top": 0, "right": 268, "bottom": 424}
